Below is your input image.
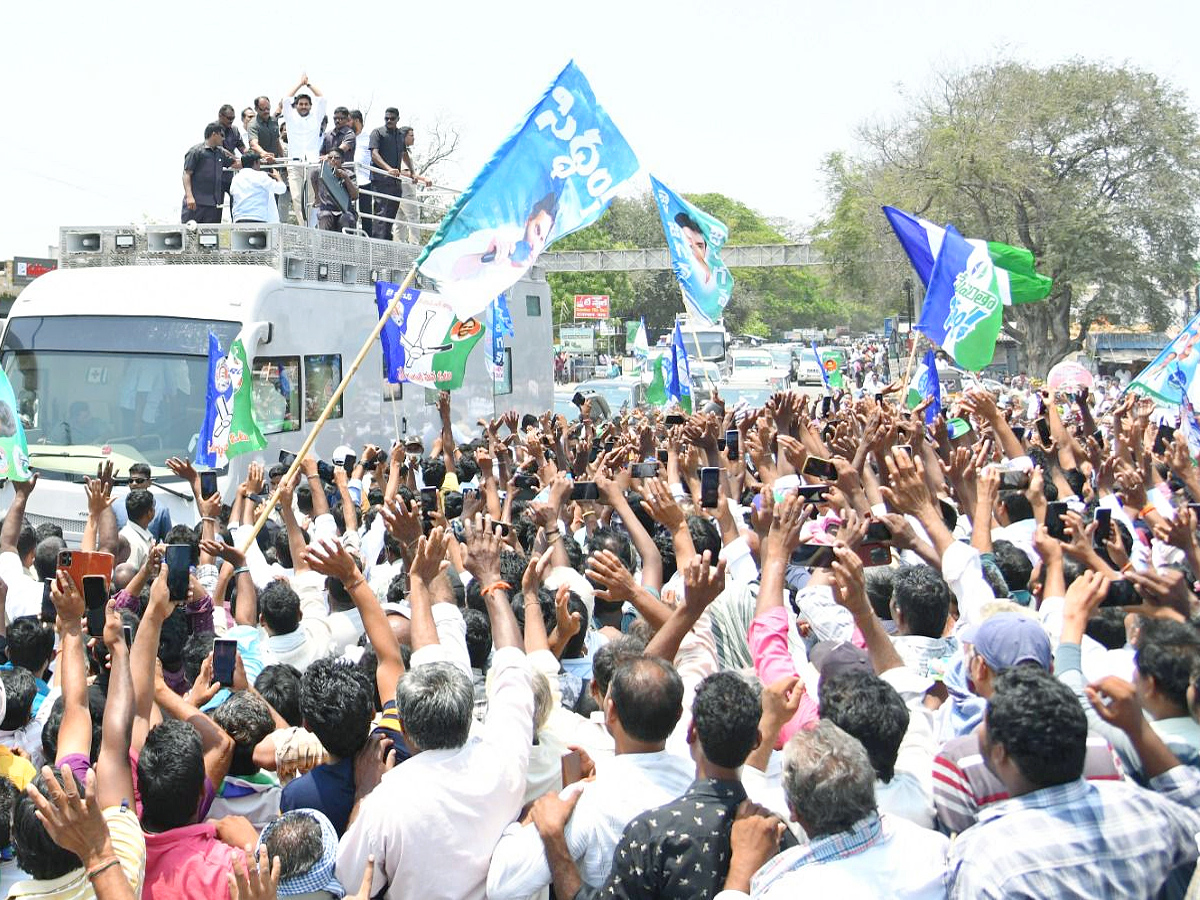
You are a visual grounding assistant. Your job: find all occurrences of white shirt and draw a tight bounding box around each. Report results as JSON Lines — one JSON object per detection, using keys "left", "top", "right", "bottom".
{"left": 715, "top": 814, "right": 948, "bottom": 899}
{"left": 282, "top": 94, "right": 327, "bottom": 161}
{"left": 486, "top": 750, "right": 696, "bottom": 900}
{"left": 0, "top": 551, "right": 43, "bottom": 622}
{"left": 335, "top": 646, "right": 533, "bottom": 900}
{"left": 230, "top": 168, "right": 285, "bottom": 223}
{"left": 119, "top": 520, "right": 153, "bottom": 571}
{"left": 353, "top": 126, "right": 373, "bottom": 185}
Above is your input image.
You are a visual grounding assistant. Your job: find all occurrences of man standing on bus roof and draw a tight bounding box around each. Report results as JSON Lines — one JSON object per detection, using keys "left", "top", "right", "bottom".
{"left": 281, "top": 72, "right": 327, "bottom": 226}
{"left": 248, "top": 96, "right": 282, "bottom": 162}
{"left": 182, "top": 122, "right": 232, "bottom": 224}
{"left": 231, "top": 151, "right": 286, "bottom": 224}
{"left": 368, "top": 109, "right": 410, "bottom": 241}
{"left": 321, "top": 107, "right": 356, "bottom": 170}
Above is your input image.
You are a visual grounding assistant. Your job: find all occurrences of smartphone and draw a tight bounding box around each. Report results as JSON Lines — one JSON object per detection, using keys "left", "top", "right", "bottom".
{"left": 420, "top": 487, "right": 439, "bottom": 514}
{"left": 895, "top": 444, "right": 912, "bottom": 458}
{"left": 199, "top": 470, "right": 218, "bottom": 499}
{"left": 656, "top": 448, "right": 669, "bottom": 464}
{"left": 212, "top": 639, "right": 238, "bottom": 687}
{"left": 1092, "top": 429, "right": 1104, "bottom": 446}
{"left": 630, "top": 461, "right": 659, "bottom": 478}
{"left": 604, "top": 439, "right": 616, "bottom": 453}
{"left": 278, "top": 450, "right": 298, "bottom": 468}
{"left": 1045, "top": 501, "right": 1068, "bottom": 542}
{"left": 864, "top": 520, "right": 893, "bottom": 543}
{"left": 122, "top": 624, "right": 133, "bottom": 648}
{"left": 58, "top": 550, "right": 115, "bottom": 593}
{"left": 342, "top": 453, "right": 357, "bottom": 474}
{"left": 1094, "top": 507, "right": 1112, "bottom": 543}
{"left": 1035, "top": 417, "right": 1052, "bottom": 444}
{"left": 82, "top": 575, "right": 108, "bottom": 638}
{"left": 999, "top": 470, "right": 1031, "bottom": 490}
{"left": 665, "top": 414, "right": 686, "bottom": 426}
{"left": 717, "top": 437, "right": 726, "bottom": 452}
{"left": 790, "top": 543, "right": 835, "bottom": 568}
{"left": 802, "top": 456, "right": 836, "bottom": 481}
{"left": 316, "top": 460, "right": 336, "bottom": 482}
{"left": 41, "top": 579, "right": 55, "bottom": 623}
{"left": 1154, "top": 424, "right": 1177, "bottom": 455}
{"left": 796, "top": 483, "right": 830, "bottom": 502}
{"left": 164, "top": 544, "right": 192, "bottom": 602}
{"left": 487, "top": 519, "right": 512, "bottom": 537}
{"left": 570, "top": 481, "right": 601, "bottom": 502}
{"left": 513, "top": 473, "right": 540, "bottom": 490}
{"left": 725, "top": 429, "right": 739, "bottom": 462}
{"left": 561, "top": 749, "right": 584, "bottom": 787}
{"left": 699, "top": 467, "right": 720, "bottom": 508}
{"left": 857, "top": 543, "right": 892, "bottom": 567}
{"left": 1011, "top": 425, "right": 1027, "bottom": 443}
{"left": 874, "top": 392, "right": 884, "bottom": 404}
{"left": 821, "top": 396, "right": 832, "bottom": 417}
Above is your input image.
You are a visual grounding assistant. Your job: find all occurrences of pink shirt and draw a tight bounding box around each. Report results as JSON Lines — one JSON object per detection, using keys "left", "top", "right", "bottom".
{"left": 143, "top": 822, "right": 238, "bottom": 900}
{"left": 748, "top": 607, "right": 819, "bottom": 746}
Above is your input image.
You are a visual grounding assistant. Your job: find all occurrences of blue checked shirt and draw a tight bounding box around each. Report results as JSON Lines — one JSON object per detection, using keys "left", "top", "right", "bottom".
{"left": 947, "top": 766, "right": 1200, "bottom": 898}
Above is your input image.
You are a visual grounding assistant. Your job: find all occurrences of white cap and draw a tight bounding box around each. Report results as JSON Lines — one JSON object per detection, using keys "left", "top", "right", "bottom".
{"left": 331, "top": 445, "right": 354, "bottom": 465}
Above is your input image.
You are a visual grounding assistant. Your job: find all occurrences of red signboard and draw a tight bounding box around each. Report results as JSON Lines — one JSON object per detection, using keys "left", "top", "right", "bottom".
{"left": 13, "top": 257, "right": 57, "bottom": 286}
{"left": 573, "top": 294, "right": 610, "bottom": 320}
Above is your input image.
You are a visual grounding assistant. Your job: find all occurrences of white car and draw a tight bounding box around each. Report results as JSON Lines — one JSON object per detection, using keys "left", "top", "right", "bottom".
{"left": 727, "top": 349, "right": 789, "bottom": 389}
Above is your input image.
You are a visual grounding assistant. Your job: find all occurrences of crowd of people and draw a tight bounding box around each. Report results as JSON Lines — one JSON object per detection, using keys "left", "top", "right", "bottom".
{"left": 3, "top": 376, "right": 1200, "bottom": 898}
{"left": 181, "top": 73, "right": 430, "bottom": 239}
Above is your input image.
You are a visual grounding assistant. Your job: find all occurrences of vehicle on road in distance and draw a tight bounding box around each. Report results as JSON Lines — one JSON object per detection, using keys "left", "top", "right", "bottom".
{"left": 726, "top": 349, "right": 789, "bottom": 389}
{"left": 574, "top": 375, "right": 648, "bottom": 415}
{"left": 718, "top": 383, "right": 775, "bottom": 409}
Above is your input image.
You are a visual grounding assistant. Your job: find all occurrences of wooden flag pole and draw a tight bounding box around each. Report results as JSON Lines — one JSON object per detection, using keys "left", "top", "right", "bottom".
{"left": 901, "top": 330, "right": 923, "bottom": 396}
{"left": 239, "top": 265, "right": 419, "bottom": 554}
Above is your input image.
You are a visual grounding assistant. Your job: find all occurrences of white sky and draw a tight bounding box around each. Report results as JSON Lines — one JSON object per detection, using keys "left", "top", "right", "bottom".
{"left": 2, "top": 0, "right": 1198, "bottom": 258}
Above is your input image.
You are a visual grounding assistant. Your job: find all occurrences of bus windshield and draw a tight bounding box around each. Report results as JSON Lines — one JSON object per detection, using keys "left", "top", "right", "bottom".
{"left": 1, "top": 315, "right": 241, "bottom": 476}
{"left": 679, "top": 330, "right": 725, "bottom": 361}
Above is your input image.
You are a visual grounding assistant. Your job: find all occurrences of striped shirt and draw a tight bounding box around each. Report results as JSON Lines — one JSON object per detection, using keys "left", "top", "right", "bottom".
{"left": 947, "top": 766, "right": 1200, "bottom": 899}
{"left": 932, "top": 729, "right": 1124, "bottom": 835}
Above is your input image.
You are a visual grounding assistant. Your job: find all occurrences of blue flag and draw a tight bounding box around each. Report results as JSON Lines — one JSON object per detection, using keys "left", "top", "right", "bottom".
{"left": 1168, "top": 364, "right": 1200, "bottom": 460}
{"left": 375, "top": 282, "right": 487, "bottom": 391}
{"left": 669, "top": 322, "right": 694, "bottom": 414}
{"left": 196, "top": 333, "right": 265, "bottom": 468}
{"left": 1128, "top": 310, "right": 1200, "bottom": 408}
{"left": 649, "top": 175, "right": 734, "bottom": 325}
{"left": 489, "top": 293, "right": 514, "bottom": 381}
{"left": 416, "top": 61, "right": 639, "bottom": 320}
{"left": 883, "top": 206, "right": 944, "bottom": 288}
{"left": 812, "top": 341, "right": 830, "bottom": 390}
{"left": 917, "top": 350, "right": 942, "bottom": 424}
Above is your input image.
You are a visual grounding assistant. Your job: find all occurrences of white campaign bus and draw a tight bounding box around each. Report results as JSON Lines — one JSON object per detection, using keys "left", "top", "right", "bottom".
{"left": 2, "top": 223, "right": 553, "bottom": 543}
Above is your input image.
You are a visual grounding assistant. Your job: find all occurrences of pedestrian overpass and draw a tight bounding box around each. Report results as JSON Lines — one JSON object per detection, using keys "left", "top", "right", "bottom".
{"left": 535, "top": 243, "right": 824, "bottom": 272}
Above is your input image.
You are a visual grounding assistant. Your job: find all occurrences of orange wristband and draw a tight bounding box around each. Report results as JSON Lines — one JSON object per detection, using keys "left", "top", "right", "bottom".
{"left": 1138, "top": 504, "right": 1157, "bottom": 518}
{"left": 481, "top": 581, "right": 512, "bottom": 597}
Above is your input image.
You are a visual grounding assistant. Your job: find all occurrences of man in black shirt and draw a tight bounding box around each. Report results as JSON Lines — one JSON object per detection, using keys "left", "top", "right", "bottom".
{"left": 368, "top": 108, "right": 412, "bottom": 240}
{"left": 217, "top": 104, "right": 246, "bottom": 214}
{"left": 182, "top": 122, "right": 233, "bottom": 224}
{"left": 321, "top": 107, "right": 355, "bottom": 168}
{"left": 533, "top": 671, "right": 795, "bottom": 900}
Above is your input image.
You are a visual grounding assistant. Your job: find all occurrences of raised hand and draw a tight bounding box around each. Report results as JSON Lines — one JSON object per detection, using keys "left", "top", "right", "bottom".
{"left": 305, "top": 539, "right": 361, "bottom": 584}
{"left": 462, "top": 515, "right": 503, "bottom": 582}
{"left": 409, "top": 527, "right": 451, "bottom": 584}
{"left": 585, "top": 549, "right": 638, "bottom": 603}
{"left": 640, "top": 478, "right": 686, "bottom": 531}
{"left": 830, "top": 544, "right": 871, "bottom": 619}
{"left": 381, "top": 496, "right": 422, "bottom": 548}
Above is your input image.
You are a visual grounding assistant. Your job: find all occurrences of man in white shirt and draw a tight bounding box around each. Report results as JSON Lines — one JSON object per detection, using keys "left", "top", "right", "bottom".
{"left": 718, "top": 721, "right": 948, "bottom": 899}
{"left": 118, "top": 489, "right": 156, "bottom": 571}
{"left": 350, "top": 110, "right": 373, "bottom": 226}
{"left": 486, "top": 656, "right": 696, "bottom": 899}
{"left": 0, "top": 479, "right": 44, "bottom": 623}
{"left": 280, "top": 73, "right": 328, "bottom": 225}
{"left": 335, "top": 521, "right": 533, "bottom": 900}
{"left": 231, "top": 151, "right": 286, "bottom": 223}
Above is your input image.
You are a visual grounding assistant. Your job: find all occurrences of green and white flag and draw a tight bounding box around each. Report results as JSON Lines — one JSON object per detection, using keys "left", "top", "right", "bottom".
{"left": 0, "top": 369, "right": 31, "bottom": 481}
{"left": 646, "top": 354, "right": 668, "bottom": 406}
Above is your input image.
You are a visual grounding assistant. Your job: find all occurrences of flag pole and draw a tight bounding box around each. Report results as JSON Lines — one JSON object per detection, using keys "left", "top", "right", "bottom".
{"left": 901, "top": 330, "right": 923, "bottom": 396}
{"left": 239, "top": 264, "right": 420, "bottom": 554}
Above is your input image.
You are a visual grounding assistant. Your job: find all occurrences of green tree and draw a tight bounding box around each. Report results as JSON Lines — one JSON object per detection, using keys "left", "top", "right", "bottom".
{"left": 818, "top": 60, "right": 1200, "bottom": 375}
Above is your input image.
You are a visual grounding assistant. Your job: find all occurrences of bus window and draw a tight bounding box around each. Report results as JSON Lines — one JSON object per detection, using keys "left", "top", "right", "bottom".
{"left": 252, "top": 356, "right": 301, "bottom": 434}
{"left": 304, "top": 355, "right": 343, "bottom": 421}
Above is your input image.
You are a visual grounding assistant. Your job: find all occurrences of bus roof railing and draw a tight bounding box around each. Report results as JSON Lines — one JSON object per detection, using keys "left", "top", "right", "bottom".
{"left": 58, "top": 223, "right": 424, "bottom": 287}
